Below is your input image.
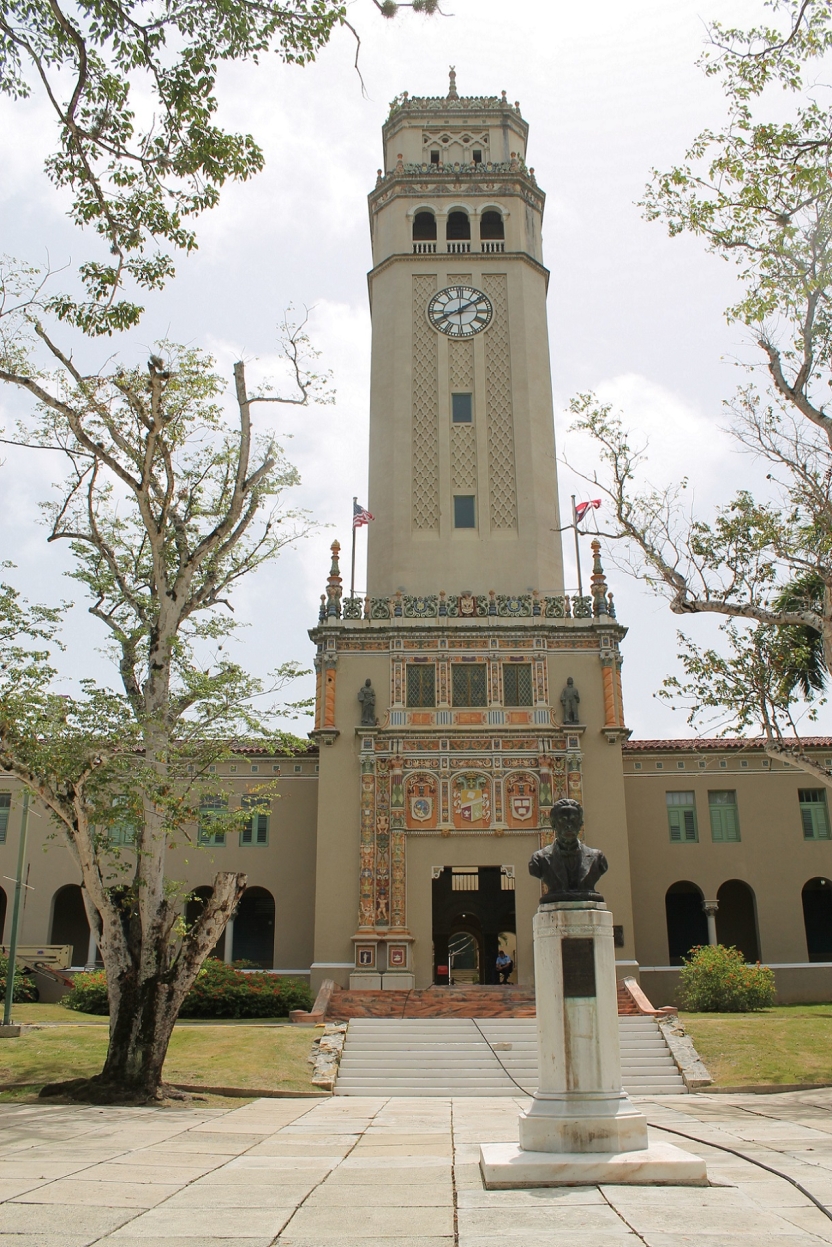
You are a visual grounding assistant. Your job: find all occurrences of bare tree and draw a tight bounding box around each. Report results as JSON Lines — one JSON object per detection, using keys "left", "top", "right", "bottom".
{"left": 0, "top": 292, "right": 331, "bottom": 1100}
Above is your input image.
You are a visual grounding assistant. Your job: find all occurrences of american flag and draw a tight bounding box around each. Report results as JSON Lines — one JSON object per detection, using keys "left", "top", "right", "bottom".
{"left": 353, "top": 499, "right": 374, "bottom": 529}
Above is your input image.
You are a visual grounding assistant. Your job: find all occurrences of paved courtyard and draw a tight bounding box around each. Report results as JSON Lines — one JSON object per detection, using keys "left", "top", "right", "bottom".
{"left": 4, "top": 1090, "right": 832, "bottom": 1245}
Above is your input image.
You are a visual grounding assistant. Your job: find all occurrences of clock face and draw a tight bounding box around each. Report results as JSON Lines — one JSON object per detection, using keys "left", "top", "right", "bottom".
{"left": 427, "top": 285, "right": 493, "bottom": 337}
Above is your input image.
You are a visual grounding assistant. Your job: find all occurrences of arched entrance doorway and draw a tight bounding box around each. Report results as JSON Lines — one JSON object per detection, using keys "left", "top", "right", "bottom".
{"left": 716, "top": 879, "right": 760, "bottom": 962}
{"left": 802, "top": 877, "right": 832, "bottom": 962}
{"left": 184, "top": 886, "right": 226, "bottom": 961}
{"left": 232, "top": 886, "right": 275, "bottom": 968}
{"left": 50, "top": 884, "right": 90, "bottom": 966}
{"left": 432, "top": 867, "right": 516, "bottom": 985}
{"left": 665, "top": 881, "right": 707, "bottom": 965}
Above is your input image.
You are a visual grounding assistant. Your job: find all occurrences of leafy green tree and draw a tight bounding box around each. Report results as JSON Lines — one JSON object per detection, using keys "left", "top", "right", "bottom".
{"left": 0, "top": 300, "right": 331, "bottom": 1100}
{"left": 573, "top": 0, "right": 832, "bottom": 783}
{"left": 0, "top": 0, "right": 438, "bottom": 334}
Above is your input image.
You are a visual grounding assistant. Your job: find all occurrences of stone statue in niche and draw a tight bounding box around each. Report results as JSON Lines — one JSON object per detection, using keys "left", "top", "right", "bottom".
{"left": 528, "top": 798, "right": 608, "bottom": 903}
{"left": 358, "top": 678, "right": 377, "bottom": 726}
{"left": 560, "top": 676, "right": 580, "bottom": 724}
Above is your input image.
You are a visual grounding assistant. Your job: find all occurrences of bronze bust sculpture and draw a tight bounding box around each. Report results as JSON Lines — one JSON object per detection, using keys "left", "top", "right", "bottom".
{"left": 529, "top": 798, "right": 608, "bottom": 903}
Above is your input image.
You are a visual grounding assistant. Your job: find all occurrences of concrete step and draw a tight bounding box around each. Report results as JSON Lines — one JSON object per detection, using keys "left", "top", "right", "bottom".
{"left": 334, "top": 1016, "right": 687, "bottom": 1097}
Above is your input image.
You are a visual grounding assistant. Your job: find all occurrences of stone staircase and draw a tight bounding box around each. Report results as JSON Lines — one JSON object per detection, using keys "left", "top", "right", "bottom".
{"left": 333, "top": 1015, "right": 686, "bottom": 1097}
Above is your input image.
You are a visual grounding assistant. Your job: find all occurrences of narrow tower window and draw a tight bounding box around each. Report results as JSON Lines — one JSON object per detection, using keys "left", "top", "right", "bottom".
{"left": 472, "top": 149, "right": 483, "bottom": 164}
{"left": 452, "top": 393, "right": 473, "bottom": 423}
{"left": 503, "top": 664, "right": 533, "bottom": 706}
{"left": 412, "top": 211, "right": 437, "bottom": 241}
{"left": 446, "top": 211, "right": 471, "bottom": 241}
{"left": 407, "top": 664, "right": 436, "bottom": 708}
{"left": 454, "top": 495, "right": 476, "bottom": 528}
{"left": 480, "top": 210, "right": 504, "bottom": 240}
{"left": 452, "top": 664, "right": 487, "bottom": 707}
{"left": 430, "top": 150, "right": 440, "bottom": 164}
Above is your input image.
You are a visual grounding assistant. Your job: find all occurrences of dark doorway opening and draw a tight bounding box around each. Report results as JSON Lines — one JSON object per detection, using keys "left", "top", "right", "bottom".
{"left": 232, "top": 886, "right": 275, "bottom": 968}
{"left": 432, "top": 866, "right": 516, "bottom": 985}
{"left": 665, "top": 880, "right": 707, "bottom": 965}
{"left": 803, "top": 877, "right": 832, "bottom": 962}
{"left": 184, "top": 885, "right": 226, "bottom": 961}
{"left": 0, "top": 885, "right": 6, "bottom": 942}
{"left": 50, "top": 884, "right": 90, "bottom": 966}
{"left": 716, "top": 879, "right": 761, "bottom": 962}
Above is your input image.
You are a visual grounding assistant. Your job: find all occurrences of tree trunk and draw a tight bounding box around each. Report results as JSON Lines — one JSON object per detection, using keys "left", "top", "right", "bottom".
{"left": 41, "top": 870, "right": 246, "bottom": 1103}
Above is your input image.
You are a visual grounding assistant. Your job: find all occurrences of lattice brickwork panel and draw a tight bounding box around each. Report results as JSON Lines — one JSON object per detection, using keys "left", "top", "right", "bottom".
{"left": 483, "top": 273, "right": 518, "bottom": 530}
{"left": 451, "top": 424, "right": 477, "bottom": 490}
{"left": 412, "top": 275, "right": 440, "bottom": 531}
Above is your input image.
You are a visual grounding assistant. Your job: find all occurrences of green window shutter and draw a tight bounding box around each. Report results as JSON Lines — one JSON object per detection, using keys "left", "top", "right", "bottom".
{"left": 240, "top": 821, "right": 253, "bottom": 845}
{"left": 0, "top": 793, "right": 11, "bottom": 843}
{"left": 683, "top": 809, "right": 698, "bottom": 841}
{"left": 724, "top": 805, "right": 740, "bottom": 842}
{"left": 668, "top": 809, "right": 683, "bottom": 842}
{"left": 255, "top": 813, "right": 269, "bottom": 845}
{"left": 710, "top": 806, "right": 724, "bottom": 842}
{"left": 799, "top": 790, "right": 830, "bottom": 839}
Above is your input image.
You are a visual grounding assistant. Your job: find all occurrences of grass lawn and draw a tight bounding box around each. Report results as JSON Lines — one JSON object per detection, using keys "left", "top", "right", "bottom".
{"left": 0, "top": 1009, "right": 321, "bottom": 1100}
{"left": 682, "top": 1004, "right": 832, "bottom": 1087}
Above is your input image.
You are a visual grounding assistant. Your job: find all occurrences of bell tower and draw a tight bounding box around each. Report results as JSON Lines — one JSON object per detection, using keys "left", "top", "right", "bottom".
{"left": 366, "top": 71, "right": 564, "bottom": 597}
{"left": 308, "top": 75, "right": 635, "bottom": 1001}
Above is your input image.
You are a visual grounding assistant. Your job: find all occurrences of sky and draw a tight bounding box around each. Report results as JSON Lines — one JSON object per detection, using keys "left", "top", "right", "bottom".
{"left": 0, "top": 0, "right": 816, "bottom": 742}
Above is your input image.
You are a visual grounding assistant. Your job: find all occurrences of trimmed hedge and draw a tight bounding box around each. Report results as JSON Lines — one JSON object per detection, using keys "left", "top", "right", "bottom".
{"left": 678, "top": 943, "right": 776, "bottom": 1012}
{"left": 0, "top": 953, "right": 38, "bottom": 1003}
{"left": 63, "top": 959, "right": 313, "bottom": 1018}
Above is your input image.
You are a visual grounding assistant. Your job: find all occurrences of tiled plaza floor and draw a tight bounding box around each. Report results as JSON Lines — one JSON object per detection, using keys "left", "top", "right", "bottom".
{"left": 4, "top": 1089, "right": 832, "bottom": 1244}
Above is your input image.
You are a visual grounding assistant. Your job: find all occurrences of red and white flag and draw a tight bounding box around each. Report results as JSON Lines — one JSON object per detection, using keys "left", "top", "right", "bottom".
{"left": 353, "top": 499, "right": 374, "bottom": 529}
{"left": 575, "top": 499, "right": 601, "bottom": 522}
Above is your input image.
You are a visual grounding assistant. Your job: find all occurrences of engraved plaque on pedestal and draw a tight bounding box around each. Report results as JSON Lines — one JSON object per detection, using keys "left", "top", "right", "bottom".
{"left": 561, "top": 937, "right": 596, "bottom": 997}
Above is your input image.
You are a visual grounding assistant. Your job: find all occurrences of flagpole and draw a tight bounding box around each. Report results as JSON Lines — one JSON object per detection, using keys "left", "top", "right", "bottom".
{"left": 571, "top": 495, "right": 584, "bottom": 599}
{"left": 350, "top": 497, "right": 357, "bottom": 600}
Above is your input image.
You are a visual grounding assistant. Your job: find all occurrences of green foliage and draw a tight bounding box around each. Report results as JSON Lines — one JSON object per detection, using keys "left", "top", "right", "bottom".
{"left": 678, "top": 944, "right": 776, "bottom": 1013}
{"left": 63, "top": 962, "right": 313, "bottom": 1018}
{"left": 0, "top": 954, "right": 39, "bottom": 1004}
{"left": 179, "top": 960, "right": 312, "bottom": 1018}
{"left": 62, "top": 970, "right": 108, "bottom": 1015}
{"left": 0, "top": 0, "right": 346, "bottom": 332}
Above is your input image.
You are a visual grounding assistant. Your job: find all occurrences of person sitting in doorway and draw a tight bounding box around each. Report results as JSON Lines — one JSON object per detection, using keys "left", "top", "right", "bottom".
{"left": 495, "top": 949, "right": 513, "bottom": 984}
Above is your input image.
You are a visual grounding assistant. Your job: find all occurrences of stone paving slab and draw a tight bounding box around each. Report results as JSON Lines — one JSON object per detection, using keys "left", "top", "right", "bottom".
{"left": 4, "top": 1091, "right": 832, "bottom": 1244}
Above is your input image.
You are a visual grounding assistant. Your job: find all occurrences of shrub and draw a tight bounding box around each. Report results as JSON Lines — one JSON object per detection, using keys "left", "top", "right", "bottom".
{"left": 0, "top": 953, "right": 38, "bottom": 1003}
{"left": 678, "top": 944, "right": 776, "bottom": 1012}
{"left": 62, "top": 960, "right": 313, "bottom": 1018}
{"left": 179, "top": 960, "right": 313, "bottom": 1018}
{"left": 63, "top": 970, "right": 109, "bottom": 1014}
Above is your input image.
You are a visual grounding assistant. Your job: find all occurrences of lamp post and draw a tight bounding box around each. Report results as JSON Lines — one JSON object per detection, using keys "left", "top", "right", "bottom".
{"left": 2, "top": 790, "right": 30, "bottom": 1031}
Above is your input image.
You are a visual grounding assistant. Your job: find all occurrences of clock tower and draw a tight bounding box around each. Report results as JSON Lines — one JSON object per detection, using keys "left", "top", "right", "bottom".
{"left": 366, "top": 69, "right": 564, "bottom": 597}
{"left": 308, "top": 74, "right": 636, "bottom": 998}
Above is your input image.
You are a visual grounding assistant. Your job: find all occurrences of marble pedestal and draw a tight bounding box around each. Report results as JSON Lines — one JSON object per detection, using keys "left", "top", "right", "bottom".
{"left": 480, "top": 901, "right": 707, "bottom": 1187}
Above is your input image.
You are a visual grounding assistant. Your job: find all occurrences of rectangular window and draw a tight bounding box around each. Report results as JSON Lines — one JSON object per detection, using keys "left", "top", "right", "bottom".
{"left": 472, "top": 149, "right": 483, "bottom": 164}
{"left": 708, "top": 790, "right": 740, "bottom": 842}
{"left": 452, "top": 392, "right": 473, "bottom": 423}
{"left": 407, "top": 663, "right": 436, "bottom": 708}
{"left": 503, "top": 663, "right": 533, "bottom": 706}
{"left": 799, "top": 789, "right": 831, "bottom": 840}
{"left": 199, "top": 796, "right": 227, "bottom": 846}
{"left": 452, "top": 663, "right": 487, "bottom": 707}
{"left": 666, "top": 791, "right": 698, "bottom": 842}
{"left": 430, "top": 150, "right": 440, "bottom": 164}
{"left": 0, "top": 792, "right": 9, "bottom": 844}
{"left": 241, "top": 795, "right": 269, "bottom": 846}
{"left": 454, "top": 495, "right": 476, "bottom": 528}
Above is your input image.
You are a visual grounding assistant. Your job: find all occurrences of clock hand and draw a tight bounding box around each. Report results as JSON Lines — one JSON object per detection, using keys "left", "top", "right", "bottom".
{"left": 450, "top": 298, "right": 483, "bottom": 317}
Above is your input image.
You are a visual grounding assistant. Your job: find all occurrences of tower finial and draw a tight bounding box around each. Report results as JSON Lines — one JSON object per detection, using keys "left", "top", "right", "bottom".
{"left": 448, "top": 65, "right": 458, "bottom": 99}
{"left": 590, "top": 539, "right": 609, "bottom": 617}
